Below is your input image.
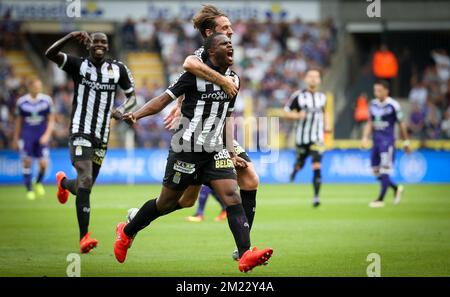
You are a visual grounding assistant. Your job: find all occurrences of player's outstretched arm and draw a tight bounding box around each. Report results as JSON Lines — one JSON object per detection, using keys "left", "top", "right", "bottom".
{"left": 163, "top": 96, "right": 183, "bottom": 130}
{"left": 122, "top": 93, "right": 173, "bottom": 124}
{"left": 183, "top": 55, "right": 237, "bottom": 98}
{"left": 45, "top": 31, "right": 91, "bottom": 65}
{"left": 279, "top": 109, "right": 306, "bottom": 120}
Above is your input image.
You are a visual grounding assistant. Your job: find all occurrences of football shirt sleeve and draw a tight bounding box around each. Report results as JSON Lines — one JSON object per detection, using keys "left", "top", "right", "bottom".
{"left": 284, "top": 90, "right": 301, "bottom": 112}
{"left": 118, "top": 62, "right": 135, "bottom": 94}
{"left": 165, "top": 72, "right": 194, "bottom": 100}
{"left": 59, "top": 53, "right": 82, "bottom": 76}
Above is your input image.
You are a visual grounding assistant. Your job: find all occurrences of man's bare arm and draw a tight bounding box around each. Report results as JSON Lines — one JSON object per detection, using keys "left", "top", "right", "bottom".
{"left": 361, "top": 120, "right": 372, "bottom": 148}
{"left": 122, "top": 93, "right": 173, "bottom": 124}
{"left": 45, "top": 31, "right": 91, "bottom": 65}
{"left": 399, "top": 121, "right": 411, "bottom": 153}
{"left": 12, "top": 117, "right": 21, "bottom": 150}
{"left": 183, "top": 55, "right": 237, "bottom": 98}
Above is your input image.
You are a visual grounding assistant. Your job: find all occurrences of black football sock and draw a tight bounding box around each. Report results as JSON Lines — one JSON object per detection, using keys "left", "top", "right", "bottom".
{"left": 36, "top": 168, "right": 46, "bottom": 183}
{"left": 240, "top": 189, "right": 256, "bottom": 231}
{"left": 76, "top": 188, "right": 91, "bottom": 240}
{"left": 124, "top": 199, "right": 161, "bottom": 238}
{"left": 226, "top": 204, "right": 251, "bottom": 258}
{"left": 313, "top": 169, "right": 322, "bottom": 197}
{"left": 377, "top": 174, "right": 390, "bottom": 201}
{"left": 61, "top": 178, "right": 77, "bottom": 195}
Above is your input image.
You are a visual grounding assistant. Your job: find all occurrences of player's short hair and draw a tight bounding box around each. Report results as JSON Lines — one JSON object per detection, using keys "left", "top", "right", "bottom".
{"left": 27, "top": 78, "right": 41, "bottom": 87}
{"left": 374, "top": 79, "right": 390, "bottom": 90}
{"left": 192, "top": 4, "right": 227, "bottom": 38}
{"left": 204, "top": 32, "right": 225, "bottom": 57}
{"left": 305, "top": 67, "right": 322, "bottom": 77}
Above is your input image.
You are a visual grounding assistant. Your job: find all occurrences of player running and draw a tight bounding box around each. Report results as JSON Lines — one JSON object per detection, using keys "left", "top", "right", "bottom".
{"left": 145, "top": 5, "right": 259, "bottom": 260}
{"left": 12, "top": 79, "right": 55, "bottom": 200}
{"left": 185, "top": 185, "right": 227, "bottom": 222}
{"left": 282, "top": 68, "right": 331, "bottom": 207}
{"left": 362, "top": 80, "right": 410, "bottom": 208}
{"left": 115, "top": 33, "right": 273, "bottom": 272}
{"left": 45, "top": 31, "right": 137, "bottom": 253}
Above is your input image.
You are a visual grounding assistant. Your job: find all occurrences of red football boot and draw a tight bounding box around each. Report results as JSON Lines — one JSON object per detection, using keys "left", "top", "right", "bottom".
{"left": 114, "top": 222, "right": 133, "bottom": 263}
{"left": 238, "top": 247, "right": 273, "bottom": 273}
{"left": 80, "top": 232, "right": 98, "bottom": 253}
{"left": 56, "top": 171, "right": 69, "bottom": 204}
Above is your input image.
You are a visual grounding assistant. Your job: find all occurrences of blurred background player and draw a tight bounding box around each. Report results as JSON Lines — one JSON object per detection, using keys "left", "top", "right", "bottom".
{"left": 362, "top": 80, "right": 411, "bottom": 208}
{"left": 45, "top": 31, "right": 137, "bottom": 253}
{"left": 282, "top": 68, "right": 330, "bottom": 207}
{"left": 185, "top": 185, "right": 227, "bottom": 222}
{"left": 12, "top": 79, "right": 54, "bottom": 200}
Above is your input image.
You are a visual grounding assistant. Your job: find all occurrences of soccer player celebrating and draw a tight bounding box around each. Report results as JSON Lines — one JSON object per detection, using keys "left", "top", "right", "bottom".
{"left": 116, "top": 33, "right": 273, "bottom": 272}
{"left": 362, "top": 80, "right": 410, "bottom": 208}
{"left": 162, "top": 4, "right": 259, "bottom": 260}
{"left": 45, "top": 31, "right": 137, "bottom": 253}
{"left": 283, "top": 69, "right": 330, "bottom": 207}
{"left": 12, "top": 79, "right": 55, "bottom": 200}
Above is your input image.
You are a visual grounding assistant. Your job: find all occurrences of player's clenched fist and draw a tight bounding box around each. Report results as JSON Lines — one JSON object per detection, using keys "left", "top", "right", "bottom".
{"left": 71, "top": 31, "right": 92, "bottom": 46}
{"left": 122, "top": 112, "right": 137, "bottom": 125}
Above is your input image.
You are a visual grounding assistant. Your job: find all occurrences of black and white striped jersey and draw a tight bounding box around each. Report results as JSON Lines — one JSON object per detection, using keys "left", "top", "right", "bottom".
{"left": 285, "top": 89, "right": 327, "bottom": 146}
{"left": 165, "top": 60, "right": 239, "bottom": 153}
{"left": 59, "top": 53, "right": 134, "bottom": 147}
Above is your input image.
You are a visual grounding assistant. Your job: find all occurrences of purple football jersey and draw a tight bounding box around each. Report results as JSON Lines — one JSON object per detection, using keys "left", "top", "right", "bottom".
{"left": 369, "top": 97, "right": 403, "bottom": 143}
{"left": 15, "top": 93, "right": 54, "bottom": 139}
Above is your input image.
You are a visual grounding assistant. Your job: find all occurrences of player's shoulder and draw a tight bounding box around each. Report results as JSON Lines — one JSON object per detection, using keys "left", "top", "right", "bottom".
{"left": 110, "top": 58, "right": 128, "bottom": 69}
{"left": 193, "top": 46, "right": 205, "bottom": 61}
{"left": 38, "top": 93, "right": 53, "bottom": 103}
{"left": 16, "top": 94, "right": 29, "bottom": 105}
{"left": 386, "top": 97, "right": 401, "bottom": 110}
{"left": 290, "top": 89, "right": 302, "bottom": 99}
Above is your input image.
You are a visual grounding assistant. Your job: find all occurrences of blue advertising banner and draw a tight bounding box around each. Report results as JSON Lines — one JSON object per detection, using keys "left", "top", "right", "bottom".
{"left": 0, "top": 148, "right": 449, "bottom": 184}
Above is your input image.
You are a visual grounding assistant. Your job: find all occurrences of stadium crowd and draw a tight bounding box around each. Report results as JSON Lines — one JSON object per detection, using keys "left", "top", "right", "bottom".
{"left": 1, "top": 15, "right": 450, "bottom": 150}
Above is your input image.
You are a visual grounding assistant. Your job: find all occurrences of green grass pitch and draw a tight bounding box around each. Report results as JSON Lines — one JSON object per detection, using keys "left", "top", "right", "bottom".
{"left": 0, "top": 183, "right": 449, "bottom": 277}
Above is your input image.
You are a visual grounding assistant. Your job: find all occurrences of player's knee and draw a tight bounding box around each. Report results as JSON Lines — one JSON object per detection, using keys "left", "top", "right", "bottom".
{"left": 78, "top": 173, "right": 93, "bottom": 189}
{"left": 312, "top": 162, "right": 321, "bottom": 170}
{"left": 239, "top": 172, "right": 259, "bottom": 190}
{"left": 222, "top": 190, "right": 241, "bottom": 206}
{"left": 179, "top": 195, "right": 196, "bottom": 208}
{"left": 23, "top": 159, "right": 32, "bottom": 168}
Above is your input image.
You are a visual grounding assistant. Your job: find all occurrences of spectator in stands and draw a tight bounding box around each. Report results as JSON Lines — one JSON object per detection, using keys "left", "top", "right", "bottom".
{"left": 441, "top": 108, "right": 450, "bottom": 139}
{"left": 0, "top": 94, "right": 12, "bottom": 148}
{"left": 407, "top": 102, "right": 426, "bottom": 143}
{"left": 408, "top": 78, "right": 428, "bottom": 108}
{"left": 135, "top": 18, "right": 155, "bottom": 50}
{"left": 431, "top": 49, "right": 450, "bottom": 93}
{"left": 122, "top": 17, "right": 137, "bottom": 50}
{"left": 372, "top": 44, "right": 398, "bottom": 83}
{"left": 425, "top": 101, "right": 442, "bottom": 139}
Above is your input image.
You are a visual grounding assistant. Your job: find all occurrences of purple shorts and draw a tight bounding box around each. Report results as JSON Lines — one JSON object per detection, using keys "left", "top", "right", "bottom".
{"left": 371, "top": 141, "right": 395, "bottom": 174}
{"left": 19, "top": 138, "right": 48, "bottom": 159}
